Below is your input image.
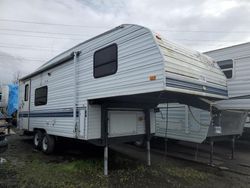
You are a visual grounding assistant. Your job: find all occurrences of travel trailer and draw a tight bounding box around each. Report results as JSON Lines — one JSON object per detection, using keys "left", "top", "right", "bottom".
{"left": 0, "top": 85, "right": 9, "bottom": 154}
{"left": 0, "top": 85, "right": 9, "bottom": 111}
{"left": 18, "top": 24, "right": 227, "bottom": 174}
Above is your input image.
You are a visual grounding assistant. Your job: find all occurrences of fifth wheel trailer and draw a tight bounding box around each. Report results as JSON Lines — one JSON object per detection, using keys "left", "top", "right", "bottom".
{"left": 205, "top": 42, "right": 250, "bottom": 127}
{"left": 18, "top": 24, "right": 228, "bottom": 175}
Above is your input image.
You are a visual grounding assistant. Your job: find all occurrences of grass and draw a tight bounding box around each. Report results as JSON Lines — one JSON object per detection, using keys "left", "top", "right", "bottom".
{"left": 1, "top": 153, "right": 210, "bottom": 188}
{"left": 0, "top": 135, "right": 213, "bottom": 188}
{"left": 14, "top": 159, "right": 107, "bottom": 188}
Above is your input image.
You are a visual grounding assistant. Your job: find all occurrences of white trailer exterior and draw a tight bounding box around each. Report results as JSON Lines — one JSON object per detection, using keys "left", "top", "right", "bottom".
{"left": 19, "top": 24, "right": 227, "bottom": 140}
{"left": 0, "top": 85, "right": 9, "bottom": 109}
{"left": 18, "top": 24, "right": 228, "bottom": 173}
{"left": 155, "top": 103, "right": 247, "bottom": 143}
{"left": 205, "top": 42, "right": 250, "bottom": 110}
{"left": 154, "top": 43, "right": 250, "bottom": 144}
{"left": 156, "top": 103, "right": 210, "bottom": 143}
{"left": 205, "top": 43, "right": 250, "bottom": 130}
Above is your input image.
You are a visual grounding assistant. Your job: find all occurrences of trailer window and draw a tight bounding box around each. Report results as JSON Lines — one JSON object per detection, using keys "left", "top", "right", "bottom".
{"left": 94, "top": 43, "right": 118, "bottom": 78}
{"left": 35, "top": 86, "right": 48, "bottom": 106}
{"left": 217, "top": 59, "right": 233, "bottom": 79}
{"left": 24, "top": 84, "right": 29, "bottom": 101}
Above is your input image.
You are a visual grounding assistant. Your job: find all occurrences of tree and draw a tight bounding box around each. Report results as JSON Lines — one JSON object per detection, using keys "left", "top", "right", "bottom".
{"left": 12, "top": 71, "right": 22, "bottom": 84}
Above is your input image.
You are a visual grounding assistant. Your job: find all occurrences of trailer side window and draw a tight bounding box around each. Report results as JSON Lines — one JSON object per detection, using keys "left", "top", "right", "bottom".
{"left": 24, "top": 84, "right": 29, "bottom": 101}
{"left": 93, "top": 43, "right": 118, "bottom": 78}
{"left": 35, "top": 86, "right": 48, "bottom": 106}
{"left": 217, "top": 59, "right": 233, "bottom": 79}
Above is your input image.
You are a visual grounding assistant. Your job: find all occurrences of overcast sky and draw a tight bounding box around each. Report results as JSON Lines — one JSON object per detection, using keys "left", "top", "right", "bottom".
{"left": 0, "top": 0, "right": 250, "bottom": 83}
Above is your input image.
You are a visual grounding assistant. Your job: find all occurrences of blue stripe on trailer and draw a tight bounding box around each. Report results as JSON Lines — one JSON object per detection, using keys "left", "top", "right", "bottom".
{"left": 19, "top": 111, "right": 79, "bottom": 118}
{"left": 166, "top": 77, "right": 228, "bottom": 97}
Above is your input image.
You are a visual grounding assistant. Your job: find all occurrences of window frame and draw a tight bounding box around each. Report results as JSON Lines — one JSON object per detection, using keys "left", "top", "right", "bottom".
{"left": 24, "top": 84, "right": 29, "bottom": 101}
{"left": 216, "top": 59, "right": 234, "bottom": 79}
{"left": 93, "top": 43, "right": 118, "bottom": 78}
{"left": 34, "top": 86, "right": 48, "bottom": 106}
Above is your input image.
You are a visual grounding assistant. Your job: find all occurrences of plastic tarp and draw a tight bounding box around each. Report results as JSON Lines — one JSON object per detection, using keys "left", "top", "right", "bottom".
{"left": 7, "top": 84, "right": 18, "bottom": 116}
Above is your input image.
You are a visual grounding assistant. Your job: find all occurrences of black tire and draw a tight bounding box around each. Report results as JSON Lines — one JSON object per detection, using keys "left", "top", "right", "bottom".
{"left": 33, "top": 130, "right": 43, "bottom": 150}
{"left": 11, "top": 119, "right": 17, "bottom": 127}
{"left": 0, "top": 137, "right": 8, "bottom": 153}
{"left": 134, "top": 139, "right": 146, "bottom": 148}
{"left": 41, "top": 134, "right": 55, "bottom": 154}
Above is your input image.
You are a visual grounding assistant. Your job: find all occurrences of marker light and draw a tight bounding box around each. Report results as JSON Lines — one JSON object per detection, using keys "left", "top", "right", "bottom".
{"left": 149, "top": 75, "right": 156, "bottom": 81}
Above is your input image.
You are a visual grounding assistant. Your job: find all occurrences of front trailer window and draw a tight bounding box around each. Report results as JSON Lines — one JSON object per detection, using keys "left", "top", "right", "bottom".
{"left": 217, "top": 59, "right": 233, "bottom": 79}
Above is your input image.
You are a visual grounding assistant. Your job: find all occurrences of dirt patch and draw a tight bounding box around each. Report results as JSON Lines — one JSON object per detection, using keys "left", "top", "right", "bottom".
{"left": 0, "top": 133, "right": 250, "bottom": 188}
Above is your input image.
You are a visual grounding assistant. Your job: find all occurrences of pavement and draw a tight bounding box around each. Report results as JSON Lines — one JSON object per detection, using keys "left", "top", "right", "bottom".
{"left": 110, "top": 138, "right": 250, "bottom": 176}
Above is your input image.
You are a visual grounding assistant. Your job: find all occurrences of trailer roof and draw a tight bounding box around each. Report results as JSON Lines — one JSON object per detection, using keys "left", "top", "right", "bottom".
{"left": 205, "top": 42, "right": 250, "bottom": 54}
{"left": 20, "top": 23, "right": 222, "bottom": 82}
{"left": 20, "top": 24, "right": 141, "bottom": 81}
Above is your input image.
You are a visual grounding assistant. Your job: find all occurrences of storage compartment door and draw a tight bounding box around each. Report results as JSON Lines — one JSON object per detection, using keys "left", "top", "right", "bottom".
{"left": 78, "top": 109, "right": 86, "bottom": 139}
{"left": 108, "top": 111, "right": 137, "bottom": 137}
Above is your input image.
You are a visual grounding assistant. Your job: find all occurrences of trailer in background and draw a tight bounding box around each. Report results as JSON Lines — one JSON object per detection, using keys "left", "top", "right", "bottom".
{"left": 205, "top": 42, "right": 250, "bottom": 127}
{"left": 0, "top": 84, "right": 18, "bottom": 125}
{"left": 0, "top": 85, "right": 9, "bottom": 113}
{"left": 0, "top": 84, "right": 18, "bottom": 154}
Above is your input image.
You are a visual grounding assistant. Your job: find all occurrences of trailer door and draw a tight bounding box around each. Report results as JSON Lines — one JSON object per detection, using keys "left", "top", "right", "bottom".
{"left": 19, "top": 80, "right": 31, "bottom": 130}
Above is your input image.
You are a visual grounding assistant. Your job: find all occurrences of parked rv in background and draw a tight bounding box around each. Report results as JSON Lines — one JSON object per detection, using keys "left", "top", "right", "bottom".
{"left": 205, "top": 42, "right": 250, "bottom": 127}
{"left": 0, "top": 84, "right": 18, "bottom": 154}
{"left": 0, "top": 85, "right": 9, "bottom": 113}
{"left": 0, "top": 84, "right": 18, "bottom": 118}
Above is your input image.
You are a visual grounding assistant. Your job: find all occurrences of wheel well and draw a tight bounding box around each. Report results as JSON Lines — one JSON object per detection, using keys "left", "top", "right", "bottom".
{"left": 33, "top": 128, "right": 46, "bottom": 134}
{"left": 33, "top": 129, "right": 58, "bottom": 141}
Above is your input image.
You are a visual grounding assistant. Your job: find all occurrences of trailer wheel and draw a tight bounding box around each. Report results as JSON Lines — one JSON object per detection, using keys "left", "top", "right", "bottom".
{"left": 33, "top": 130, "right": 43, "bottom": 150}
{"left": 41, "top": 134, "right": 55, "bottom": 154}
{"left": 134, "top": 139, "right": 146, "bottom": 148}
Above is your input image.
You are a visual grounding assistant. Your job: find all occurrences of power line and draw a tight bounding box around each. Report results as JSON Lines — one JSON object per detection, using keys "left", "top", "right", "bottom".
{"left": 0, "top": 44, "right": 65, "bottom": 52}
{"left": 0, "top": 18, "right": 250, "bottom": 33}
{"left": 16, "top": 58, "right": 44, "bottom": 62}
{"left": 158, "top": 30, "right": 250, "bottom": 34}
{"left": 1, "top": 18, "right": 250, "bottom": 33}
{"left": 0, "top": 28, "right": 94, "bottom": 37}
{"left": 0, "top": 39, "right": 240, "bottom": 50}
{"left": 0, "top": 37, "right": 244, "bottom": 50}
{"left": 0, "top": 42, "right": 67, "bottom": 51}
{"left": 0, "top": 31, "right": 246, "bottom": 44}
{"left": 0, "top": 55, "right": 45, "bottom": 62}
{"left": 0, "top": 32, "right": 82, "bottom": 40}
{"left": 0, "top": 27, "right": 246, "bottom": 43}
{"left": 173, "top": 38, "right": 245, "bottom": 43}
{"left": 181, "top": 43, "right": 229, "bottom": 47}
{"left": 0, "top": 18, "right": 111, "bottom": 29}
